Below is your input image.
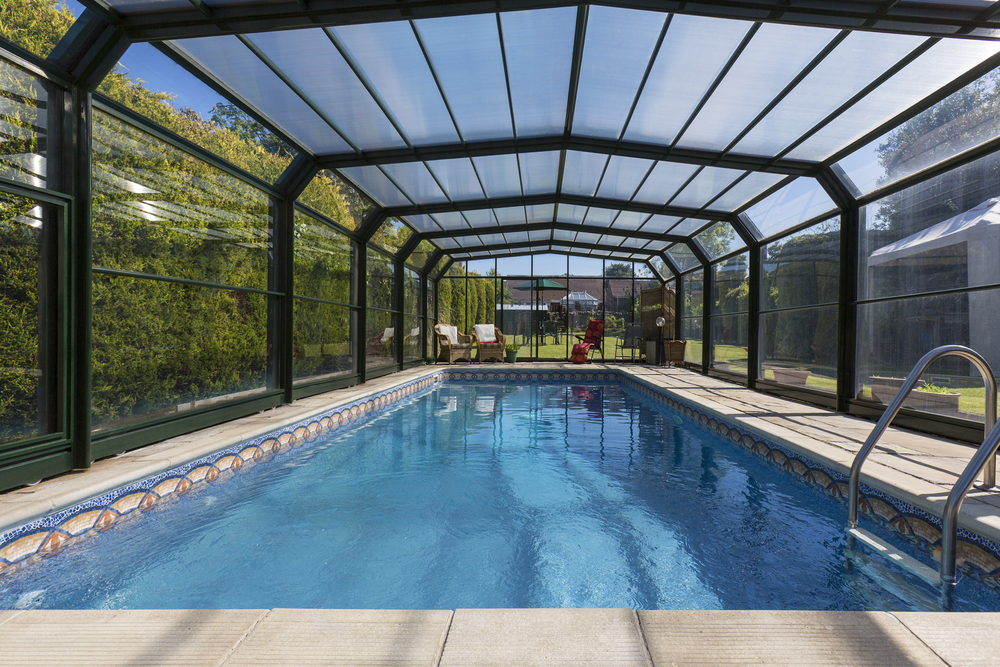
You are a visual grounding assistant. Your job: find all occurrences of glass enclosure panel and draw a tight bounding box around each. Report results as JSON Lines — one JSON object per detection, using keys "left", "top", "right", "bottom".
{"left": 92, "top": 110, "right": 271, "bottom": 290}
{"left": 519, "top": 151, "right": 560, "bottom": 195}
{"left": 365, "top": 308, "right": 397, "bottom": 369}
{"left": 695, "top": 222, "right": 746, "bottom": 261}
{"left": 437, "top": 278, "right": 458, "bottom": 327}
{"left": 330, "top": 22, "right": 459, "bottom": 145}
{"left": 760, "top": 306, "right": 838, "bottom": 392}
{"left": 381, "top": 162, "right": 449, "bottom": 205}
{"left": 667, "top": 243, "right": 701, "bottom": 272}
{"left": 676, "top": 23, "right": 835, "bottom": 151}
{"left": 171, "top": 36, "right": 352, "bottom": 154}
{"left": 857, "top": 291, "right": 1000, "bottom": 421}
{"left": 91, "top": 275, "right": 268, "bottom": 431}
{"left": 293, "top": 300, "right": 353, "bottom": 383}
{"left": 249, "top": 29, "right": 405, "bottom": 152}
{"left": 624, "top": 14, "right": 750, "bottom": 146}
{"left": 473, "top": 154, "right": 522, "bottom": 198}
{"left": 0, "top": 0, "right": 75, "bottom": 57}
{"left": 762, "top": 218, "right": 840, "bottom": 310}
{"left": 413, "top": 14, "right": 513, "bottom": 142}
{"left": 426, "top": 158, "right": 485, "bottom": 201}
{"left": 668, "top": 218, "right": 713, "bottom": 237}
{"left": 0, "top": 193, "right": 53, "bottom": 443}
{"left": 596, "top": 155, "right": 653, "bottom": 200}
{"left": 611, "top": 211, "right": 649, "bottom": 231}
{"left": 859, "top": 150, "right": 1000, "bottom": 301}
{"left": 570, "top": 255, "right": 603, "bottom": 276}
{"left": 403, "top": 314, "right": 422, "bottom": 362}
{"left": 532, "top": 278, "right": 567, "bottom": 358}
{"left": 669, "top": 167, "right": 743, "bottom": 209}
{"left": 641, "top": 215, "right": 682, "bottom": 233}
{"left": 711, "top": 314, "right": 748, "bottom": 376}
{"left": 427, "top": 280, "right": 435, "bottom": 320}
{"left": 713, "top": 253, "right": 749, "bottom": 314}
{"left": 338, "top": 166, "right": 412, "bottom": 208}
{"left": 561, "top": 151, "right": 608, "bottom": 197}
{"left": 294, "top": 210, "right": 352, "bottom": 304}
{"left": 835, "top": 64, "right": 1000, "bottom": 197}
{"left": 466, "top": 275, "right": 497, "bottom": 327}
{"left": 633, "top": 162, "right": 700, "bottom": 205}
{"left": 501, "top": 7, "right": 574, "bottom": 138}
{"left": 299, "top": 169, "right": 374, "bottom": 232}
{"left": 732, "top": 31, "right": 923, "bottom": 157}
{"left": 573, "top": 6, "right": 666, "bottom": 140}
{"left": 709, "top": 172, "right": 785, "bottom": 212}
{"left": 566, "top": 278, "right": 605, "bottom": 360}
{"left": 1, "top": 57, "right": 51, "bottom": 189}
{"left": 405, "top": 239, "right": 437, "bottom": 270}
{"left": 605, "top": 278, "right": 635, "bottom": 346}
{"left": 367, "top": 248, "right": 396, "bottom": 311}
{"left": 404, "top": 267, "right": 420, "bottom": 315}
{"left": 98, "top": 43, "right": 296, "bottom": 183}
{"left": 466, "top": 258, "right": 495, "bottom": 276}
{"left": 787, "top": 38, "right": 1000, "bottom": 161}
{"left": 681, "top": 317, "right": 703, "bottom": 365}
{"left": 499, "top": 278, "right": 532, "bottom": 355}
{"left": 371, "top": 217, "right": 413, "bottom": 256}
{"left": 745, "top": 177, "right": 837, "bottom": 240}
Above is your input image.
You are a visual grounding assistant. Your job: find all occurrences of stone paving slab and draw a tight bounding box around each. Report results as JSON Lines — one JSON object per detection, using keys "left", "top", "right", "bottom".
{"left": 638, "top": 610, "right": 947, "bottom": 666}
{"left": 0, "top": 609, "right": 266, "bottom": 667}
{"left": 893, "top": 612, "right": 1000, "bottom": 666}
{"left": 222, "top": 609, "right": 453, "bottom": 667}
{"left": 438, "top": 608, "right": 651, "bottom": 667}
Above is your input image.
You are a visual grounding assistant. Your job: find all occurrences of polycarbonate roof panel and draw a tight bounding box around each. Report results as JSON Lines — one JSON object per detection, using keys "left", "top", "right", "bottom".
{"left": 576, "top": 231, "right": 602, "bottom": 244}
{"left": 583, "top": 207, "right": 619, "bottom": 226}
{"left": 669, "top": 218, "right": 713, "bottom": 236}
{"left": 572, "top": 6, "right": 666, "bottom": 139}
{"left": 506, "top": 231, "right": 530, "bottom": 243}
{"left": 611, "top": 210, "right": 650, "bottom": 230}
{"left": 787, "top": 38, "right": 1000, "bottom": 161}
{"left": 433, "top": 211, "right": 471, "bottom": 230}
{"left": 694, "top": 221, "right": 746, "bottom": 260}
{"left": 99, "top": 0, "right": 190, "bottom": 12}
{"left": 556, "top": 204, "right": 589, "bottom": 224}
{"left": 453, "top": 235, "right": 482, "bottom": 247}
{"left": 479, "top": 233, "right": 507, "bottom": 245}
{"left": 669, "top": 167, "right": 743, "bottom": 209}
{"left": 711, "top": 172, "right": 786, "bottom": 211}
{"left": 413, "top": 15, "right": 513, "bottom": 142}
{"left": 561, "top": 151, "right": 608, "bottom": 197}
{"left": 623, "top": 15, "right": 751, "bottom": 146}
{"left": 426, "top": 158, "right": 485, "bottom": 201}
{"left": 329, "top": 23, "right": 459, "bottom": 145}
{"left": 525, "top": 204, "right": 555, "bottom": 223}
{"left": 247, "top": 30, "right": 405, "bottom": 151}
{"left": 596, "top": 155, "right": 654, "bottom": 200}
{"left": 553, "top": 229, "right": 577, "bottom": 242}
{"left": 633, "top": 162, "right": 700, "bottom": 205}
{"left": 519, "top": 152, "right": 561, "bottom": 195}
{"left": 675, "top": 23, "right": 835, "bottom": 151}
{"left": 493, "top": 206, "right": 527, "bottom": 225}
{"left": 619, "top": 236, "right": 649, "bottom": 249}
{"left": 435, "top": 237, "right": 460, "bottom": 249}
{"left": 381, "top": 162, "right": 449, "bottom": 204}
{"left": 501, "top": 8, "right": 575, "bottom": 138}
{"left": 402, "top": 214, "right": 442, "bottom": 233}
{"left": 732, "top": 31, "right": 924, "bottom": 157}
{"left": 667, "top": 243, "right": 701, "bottom": 272}
{"left": 745, "top": 177, "right": 837, "bottom": 240}
{"left": 528, "top": 229, "right": 551, "bottom": 241}
{"left": 472, "top": 154, "right": 522, "bottom": 198}
{"left": 641, "top": 215, "right": 682, "bottom": 234}
{"left": 463, "top": 209, "right": 498, "bottom": 227}
{"left": 338, "top": 166, "right": 411, "bottom": 207}
{"left": 170, "top": 37, "right": 352, "bottom": 154}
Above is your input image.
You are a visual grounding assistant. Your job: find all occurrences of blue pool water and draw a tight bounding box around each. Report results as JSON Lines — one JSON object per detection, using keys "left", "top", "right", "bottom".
{"left": 1, "top": 382, "right": 998, "bottom": 611}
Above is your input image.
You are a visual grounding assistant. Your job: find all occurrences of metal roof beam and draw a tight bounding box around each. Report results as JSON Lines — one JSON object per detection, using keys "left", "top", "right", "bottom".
{"left": 420, "top": 220, "right": 687, "bottom": 243}
{"left": 440, "top": 238, "right": 664, "bottom": 257}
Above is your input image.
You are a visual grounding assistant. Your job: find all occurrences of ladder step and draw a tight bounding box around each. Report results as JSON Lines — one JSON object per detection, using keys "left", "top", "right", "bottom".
{"left": 847, "top": 527, "right": 941, "bottom": 587}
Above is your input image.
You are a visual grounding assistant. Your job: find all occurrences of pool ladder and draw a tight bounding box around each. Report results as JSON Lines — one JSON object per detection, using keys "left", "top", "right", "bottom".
{"left": 847, "top": 345, "right": 999, "bottom": 587}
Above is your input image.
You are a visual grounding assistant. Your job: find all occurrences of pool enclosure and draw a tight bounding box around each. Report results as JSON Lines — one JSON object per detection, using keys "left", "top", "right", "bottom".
{"left": 2, "top": 0, "right": 1000, "bottom": 492}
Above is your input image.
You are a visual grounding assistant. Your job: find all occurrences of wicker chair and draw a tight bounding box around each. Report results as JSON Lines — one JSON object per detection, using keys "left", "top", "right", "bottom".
{"left": 472, "top": 324, "right": 506, "bottom": 363}
{"left": 434, "top": 324, "right": 473, "bottom": 364}
{"left": 666, "top": 340, "right": 687, "bottom": 367}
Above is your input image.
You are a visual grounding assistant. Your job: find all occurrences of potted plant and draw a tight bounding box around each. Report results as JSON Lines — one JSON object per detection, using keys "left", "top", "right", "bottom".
{"left": 772, "top": 367, "right": 812, "bottom": 386}
{"left": 868, "top": 376, "right": 962, "bottom": 416}
{"left": 505, "top": 341, "right": 520, "bottom": 363}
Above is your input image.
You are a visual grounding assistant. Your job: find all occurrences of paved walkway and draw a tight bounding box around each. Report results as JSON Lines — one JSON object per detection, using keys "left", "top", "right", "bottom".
{"left": 3, "top": 364, "right": 1000, "bottom": 666}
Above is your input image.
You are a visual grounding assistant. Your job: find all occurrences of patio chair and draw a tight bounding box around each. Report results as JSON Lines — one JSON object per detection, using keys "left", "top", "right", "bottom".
{"left": 614, "top": 323, "right": 645, "bottom": 363}
{"left": 472, "top": 324, "right": 506, "bottom": 363}
{"left": 434, "top": 324, "right": 473, "bottom": 364}
{"left": 366, "top": 327, "right": 393, "bottom": 358}
{"left": 570, "top": 319, "right": 605, "bottom": 364}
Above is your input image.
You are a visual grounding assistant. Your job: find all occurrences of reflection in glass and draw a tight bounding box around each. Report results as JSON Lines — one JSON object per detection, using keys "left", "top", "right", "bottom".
{"left": 366, "top": 308, "right": 397, "bottom": 369}
{"left": 404, "top": 267, "right": 421, "bottom": 315}
{"left": 695, "top": 222, "right": 746, "bottom": 261}
{"left": 367, "top": 248, "right": 395, "bottom": 311}
{"left": 294, "top": 210, "right": 352, "bottom": 304}
{"left": 712, "top": 253, "right": 749, "bottom": 315}
{"left": 745, "top": 178, "right": 836, "bottom": 241}
{"left": 371, "top": 217, "right": 414, "bottom": 256}
{"left": 762, "top": 218, "right": 840, "bottom": 310}
{"left": 404, "top": 314, "right": 422, "bottom": 362}
{"left": 0, "top": 0, "right": 75, "bottom": 57}
{"left": 711, "top": 314, "right": 748, "bottom": 375}
{"left": 91, "top": 274, "right": 269, "bottom": 431}
{"left": 406, "top": 240, "right": 437, "bottom": 270}
{"left": 0, "top": 193, "right": 51, "bottom": 443}
{"left": 760, "top": 307, "right": 837, "bottom": 392}
{"left": 299, "top": 169, "right": 375, "bottom": 231}
{"left": 92, "top": 111, "right": 271, "bottom": 290}
{"left": 293, "top": 300, "right": 353, "bottom": 383}
{"left": 857, "top": 292, "right": 1000, "bottom": 421}
{"left": 0, "top": 58, "right": 50, "bottom": 189}
{"left": 681, "top": 317, "right": 702, "bottom": 365}
{"left": 859, "top": 151, "right": 1000, "bottom": 301}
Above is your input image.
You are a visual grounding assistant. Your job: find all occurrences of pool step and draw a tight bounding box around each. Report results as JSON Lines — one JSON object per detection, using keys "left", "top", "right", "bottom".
{"left": 847, "top": 527, "right": 941, "bottom": 587}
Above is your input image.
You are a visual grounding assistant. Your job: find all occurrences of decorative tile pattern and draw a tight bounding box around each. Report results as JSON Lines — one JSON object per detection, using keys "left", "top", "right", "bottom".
{"left": 2, "top": 367, "right": 1000, "bottom": 592}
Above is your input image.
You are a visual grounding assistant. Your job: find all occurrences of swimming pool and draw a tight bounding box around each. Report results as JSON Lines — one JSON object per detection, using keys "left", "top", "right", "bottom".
{"left": 1, "top": 376, "right": 999, "bottom": 611}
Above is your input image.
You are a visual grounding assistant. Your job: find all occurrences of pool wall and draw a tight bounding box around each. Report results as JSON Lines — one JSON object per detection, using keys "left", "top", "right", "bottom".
{"left": 2, "top": 366, "right": 1000, "bottom": 590}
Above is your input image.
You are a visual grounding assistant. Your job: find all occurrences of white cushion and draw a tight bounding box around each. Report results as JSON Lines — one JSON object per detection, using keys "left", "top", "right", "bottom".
{"left": 474, "top": 324, "right": 496, "bottom": 344}
{"left": 381, "top": 328, "right": 393, "bottom": 342}
{"left": 440, "top": 325, "right": 459, "bottom": 346}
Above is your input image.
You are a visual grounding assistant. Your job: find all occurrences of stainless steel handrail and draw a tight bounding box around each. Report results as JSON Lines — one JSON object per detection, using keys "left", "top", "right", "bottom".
{"left": 846, "top": 345, "right": 997, "bottom": 585}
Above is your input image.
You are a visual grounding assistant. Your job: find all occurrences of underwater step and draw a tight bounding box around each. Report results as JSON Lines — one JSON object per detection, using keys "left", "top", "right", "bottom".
{"left": 848, "top": 527, "right": 941, "bottom": 588}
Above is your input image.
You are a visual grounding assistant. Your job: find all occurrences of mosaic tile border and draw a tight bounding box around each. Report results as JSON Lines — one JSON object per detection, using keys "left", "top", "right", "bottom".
{"left": 3, "top": 366, "right": 1000, "bottom": 591}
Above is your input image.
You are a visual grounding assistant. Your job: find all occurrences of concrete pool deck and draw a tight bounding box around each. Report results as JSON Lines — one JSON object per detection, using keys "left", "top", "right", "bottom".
{"left": 3, "top": 364, "right": 1000, "bottom": 665}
